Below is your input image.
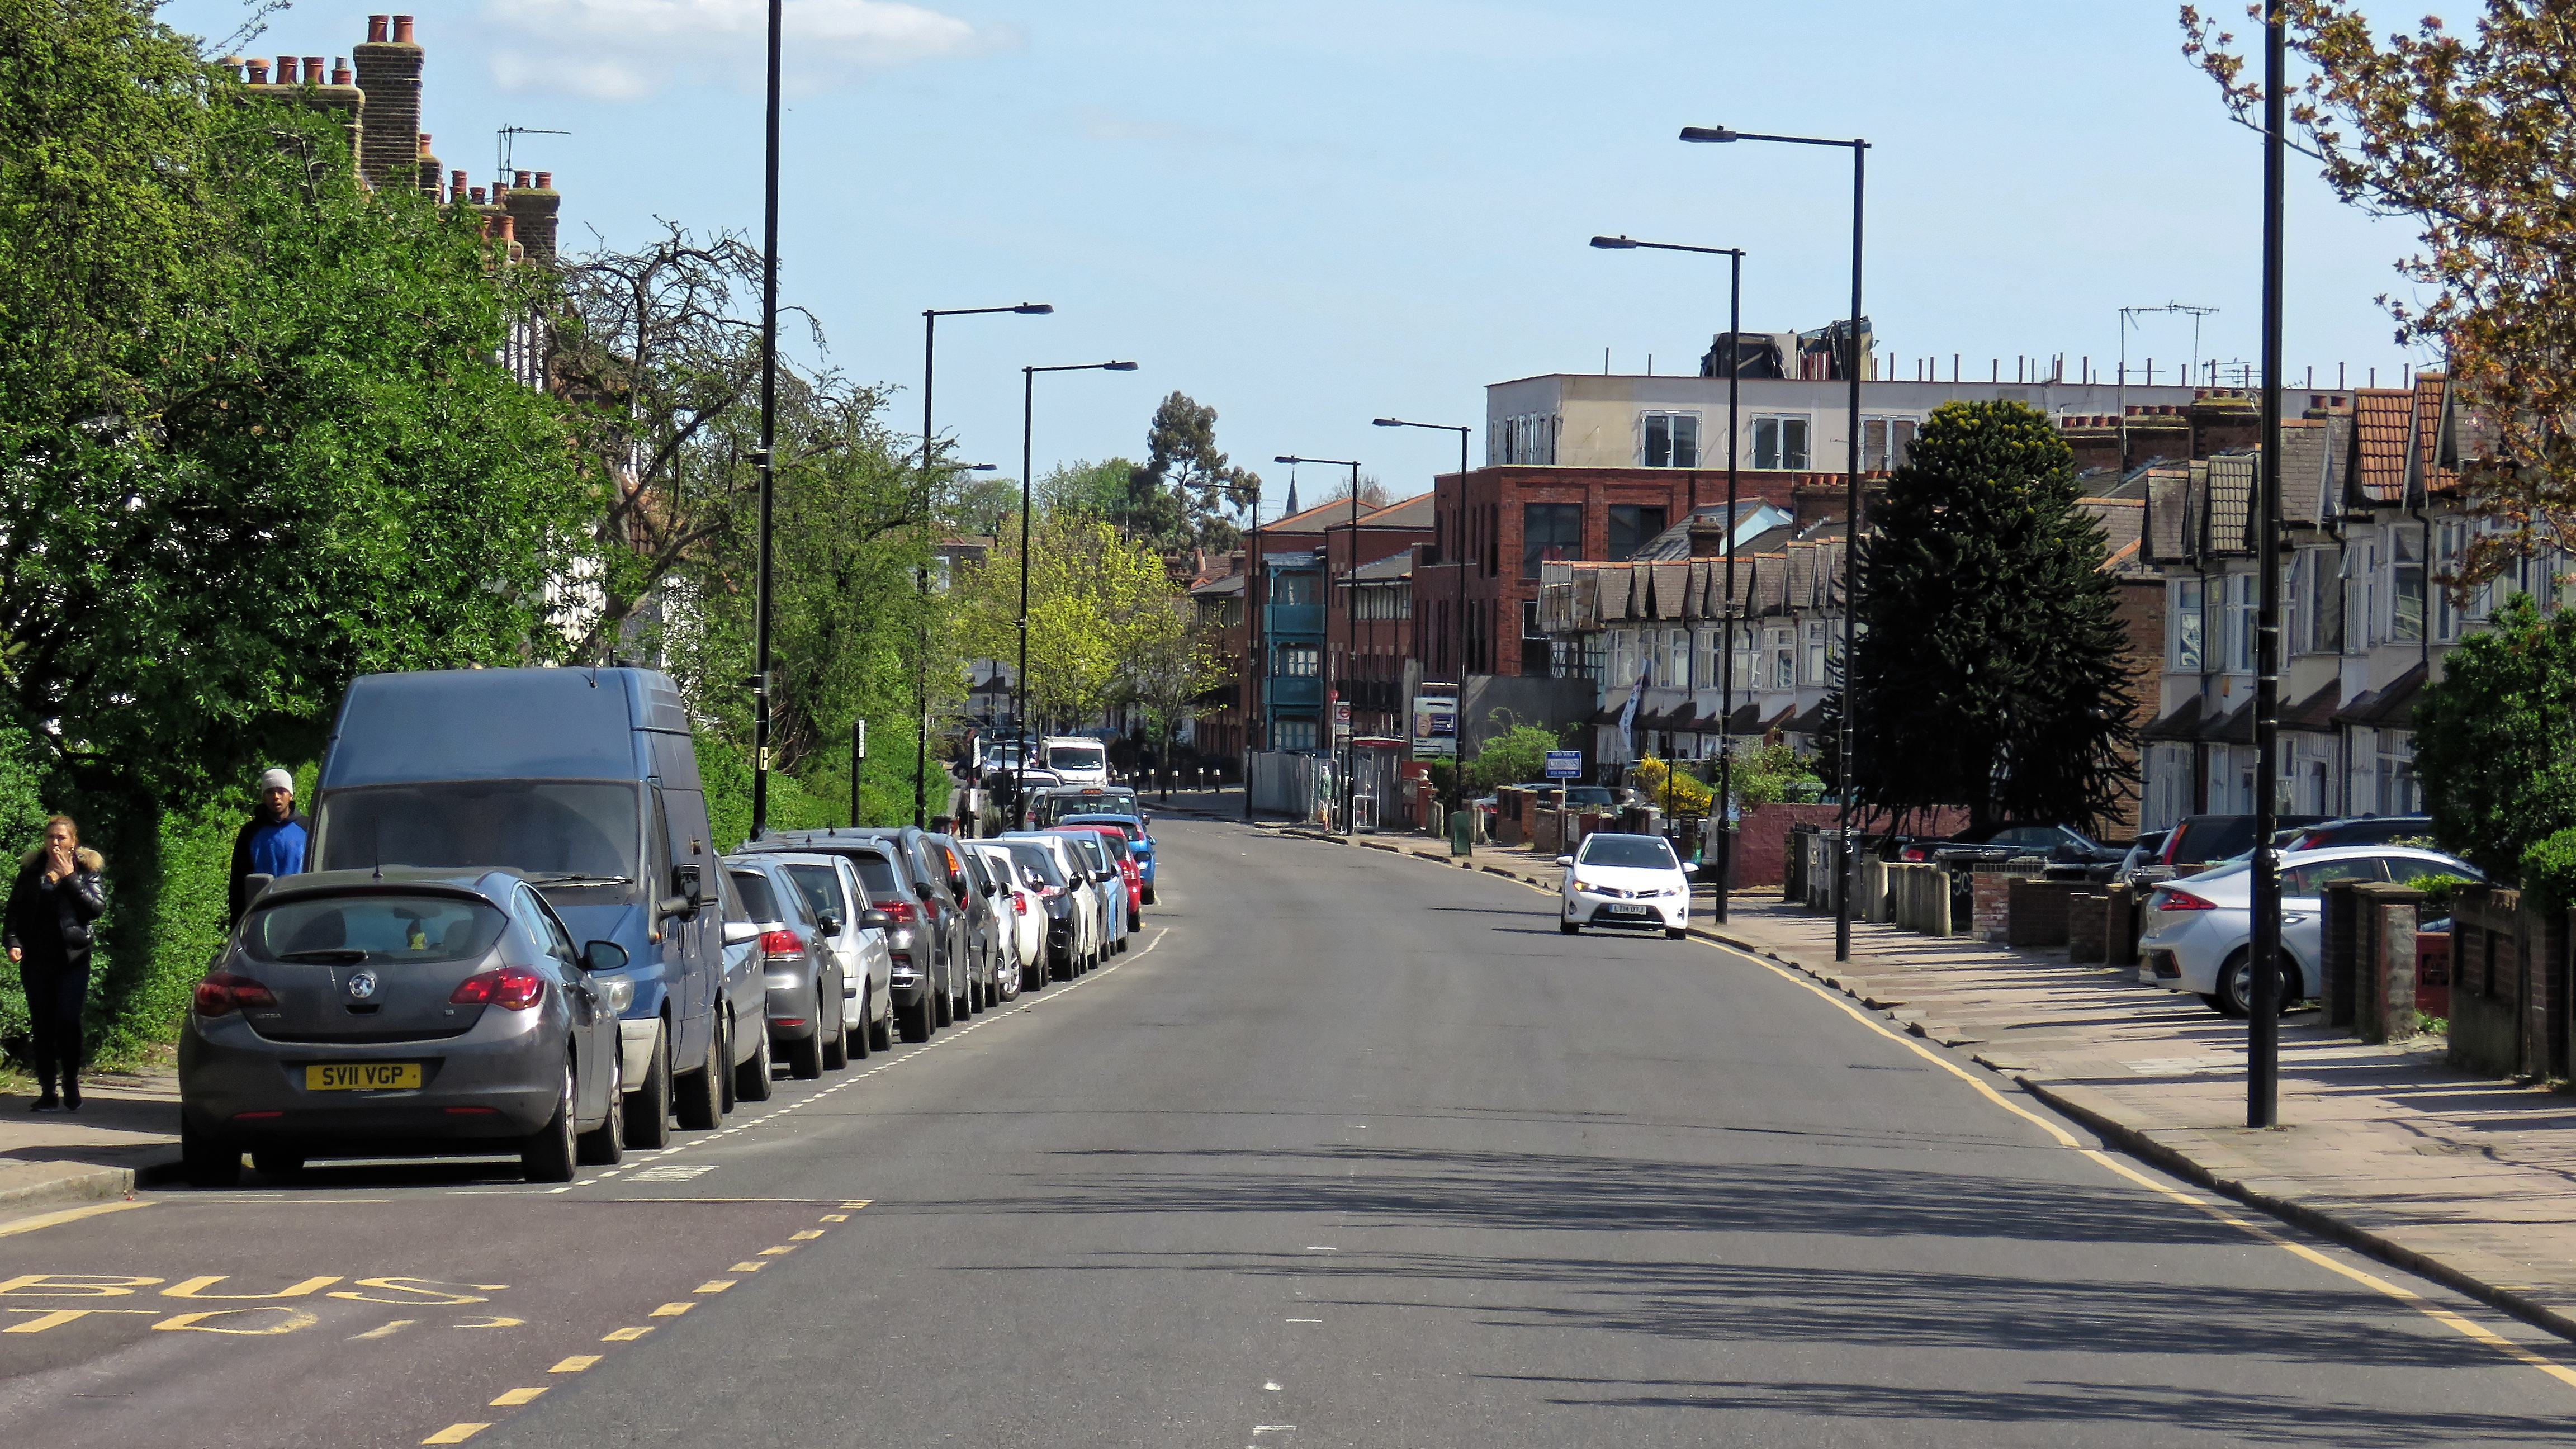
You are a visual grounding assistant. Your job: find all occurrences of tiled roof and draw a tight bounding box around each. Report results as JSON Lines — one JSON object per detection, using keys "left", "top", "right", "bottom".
{"left": 2281, "top": 681, "right": 2342, "bottom": 733}
{"left": 2334, "top": 662, "right": 2427, "bottom": 727}
{"left": 2079, "top": 496, "right": 2144, "bottom": 562}
{"left": 2351, "top": 387, "right": 2412, "bottom": 504}
{"left": 2145, "top": 468, "right": 2198, "bottom": 562}
{"left": 2412, "top": 372, "right": 2449, "bottom": 497}
{"left": 2141, "top": 696, "right": 2205, "bottom": 742}
{"left": 1349, "top": 492, "right": 1434, "bottom": 529}
{"left": 2277, "top": 418, "right": 2332, "bottom": 527}
{"left": 2206, "top": 454, "right": 2257, "bottom": 555}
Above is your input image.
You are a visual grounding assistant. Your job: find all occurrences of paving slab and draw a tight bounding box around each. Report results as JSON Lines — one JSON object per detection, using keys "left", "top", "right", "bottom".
{"left": 0, "top": 1071, "right": 181, "bottom": 1215}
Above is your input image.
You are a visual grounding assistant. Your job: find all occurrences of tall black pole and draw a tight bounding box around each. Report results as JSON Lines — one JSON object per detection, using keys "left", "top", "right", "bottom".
{"left": 1833, "top": 140, "right": 1867, "bottom": 964}
{"left": 849, "top": 718, "right": 864, "bottom": 825}
{"left": 915, "top": 311, "right": 937, "bottom": 828}
{"left": 1343, "top": 460, "right": 1360, "bottom": 834}
{"left": 1244, "top": 489, "right": 1262, "bottom": 822}
{"left": 1015, "top": 366, "right": 1034, "bottom": 825}
{"left": 749, "top": 0, "right": 782, "bottom": 840}
{"left": 1717, "top": 250, "right": 1740, "bottom": 924}
{"left": 2250, "top": 4, "right": 2287, "bottom": 1126}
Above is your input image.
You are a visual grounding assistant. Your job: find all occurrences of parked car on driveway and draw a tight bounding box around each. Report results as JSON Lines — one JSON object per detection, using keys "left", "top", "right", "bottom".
{"left": 179, "top": 868, "right": 628, "bottom": 1186}
{"left": 2138, "top": 845, "right": 2480, "bottom": 1017}
{"left": 724, "top": 856, "right": 844, "bottom": 1085}
{"left": 1060, "top": 812, "right": 1157, "bottom": 904}
{"left": 2138, "top": 813, "right": 2330, "bottom": 884}
{"left": 309, "top": 666, "right": 733, "bottom": 1152}
{"left": 769, "top": 852, "right": 896, "bottom": 1058}
{"left": 1898, "top": 822, "right": 2124, "bottom": 871}
{"left": 1557, "top": 832, "right": 1692, "bottom": 939}
{"left": 2281, "top": 815, "right": 2438, "bottom": 853}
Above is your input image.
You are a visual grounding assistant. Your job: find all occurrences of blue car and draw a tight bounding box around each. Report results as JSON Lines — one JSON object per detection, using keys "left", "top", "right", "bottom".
{"left": 1060, "top": 812, "right": 1155, "bottom": 905}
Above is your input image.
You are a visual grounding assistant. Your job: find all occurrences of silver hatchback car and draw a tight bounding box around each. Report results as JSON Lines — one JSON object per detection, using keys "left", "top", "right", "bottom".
{"left": 178, "top": 868, "right": 630, "bottom": 1187}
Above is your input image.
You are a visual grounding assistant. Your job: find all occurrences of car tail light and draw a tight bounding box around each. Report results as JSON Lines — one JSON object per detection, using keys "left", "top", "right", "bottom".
{"left": 1900, "top": 846, "right": 1926, "bottom": 863}
{"left": 875, "top": 898, "right": 919, "bottom": 925}
{"left": 759, "top": 929, "right": 803, "bottom": 956}
{"left": 1012, "top": 896, "right": 1027, "bottom": 916}
{"left": 451, "top": 965, "right": 547, "bottom": 1010}
{"left": 2153, "top": 889, "right": 2218, "bottom": 912}
{"left": 193, "top": 972, "right": 276, "bottom": 1016}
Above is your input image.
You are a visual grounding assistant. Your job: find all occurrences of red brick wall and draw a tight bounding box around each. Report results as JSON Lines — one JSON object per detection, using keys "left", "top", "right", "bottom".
{"left": 1726, "top": 802, "right": 1969, "bottom": 888}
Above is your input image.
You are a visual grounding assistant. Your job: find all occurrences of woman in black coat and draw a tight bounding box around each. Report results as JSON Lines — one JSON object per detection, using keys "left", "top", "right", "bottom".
{"left": 4, "top": 815, "right": 105, "bottom": 1112}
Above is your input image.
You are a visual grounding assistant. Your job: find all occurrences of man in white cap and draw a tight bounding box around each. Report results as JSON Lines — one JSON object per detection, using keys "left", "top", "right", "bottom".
{"left": 228, "top": 767, "right": 308, "bottom": 924}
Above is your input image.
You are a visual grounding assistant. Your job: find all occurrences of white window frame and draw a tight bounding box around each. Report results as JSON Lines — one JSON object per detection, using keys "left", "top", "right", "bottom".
{"left": 1640, "top": 411, "right": 1702, "bottom": 468}
{"left": 1859, "top": 415, "right": 1920, "bottom": 472}
{"left": 2172, "top": 577, "right": 2204, "bottom": 670}
{"left": 1751, "top": 414, "right": 1811, "bottom": 471}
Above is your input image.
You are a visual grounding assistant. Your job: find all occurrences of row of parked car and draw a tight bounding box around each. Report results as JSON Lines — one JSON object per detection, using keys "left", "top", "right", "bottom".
{"left": 1891, "top": 811, "right": 2473, "bottom": 1021}
{"left": 178, "top": 667, "right": 1162, "bottom": 1187}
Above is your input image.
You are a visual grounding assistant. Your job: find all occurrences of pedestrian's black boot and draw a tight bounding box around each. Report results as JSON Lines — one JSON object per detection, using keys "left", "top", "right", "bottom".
{"left": 29, "top": 1077, "right": 58, "bottom": 1112}
{"left": 61, "top": 1077, "right": 80, "bottom": 1112}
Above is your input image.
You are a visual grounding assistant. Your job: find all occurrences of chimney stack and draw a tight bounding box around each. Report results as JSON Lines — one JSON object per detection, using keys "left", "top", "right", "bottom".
{"left": 352, "top": 13, "right": 424, "bottom": 192}
{"left": 416, "top": 132, "right": 441, "bottom": 197}
{"left": 502, "top": 169, "right": 562, "bottom": 265}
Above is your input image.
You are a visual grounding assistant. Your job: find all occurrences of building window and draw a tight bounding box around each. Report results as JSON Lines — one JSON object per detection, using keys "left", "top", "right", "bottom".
{"left": 1694, "top": 627, "right": 1716, "bottom": 689}
{"left": 1860, "top": 416, "right": 1919, "bottom": 472}
{"left": 2219, "top": 572, "right": 2253, "bottom": 672}
{"left": 1607, "top": 505, "right": 1668, "bottom": 562}
{"left": 1665, "top": 628, "right": 1690, "bottom": 688}
{"left": 1274, "top": 718, "right": 1318, "bottom": 752}
{"left": 1753, "top": 414, "right": 1811, "bottom": 471}
{"left": 1522, "top": 502, "right": 1581, "bottom": 578}
{"left": 1276, "top": 646, "right": 1319, "bottom": 677}
{"left": 1522, "top": 600, "right": 1545, "bottom": 639}
{"left": 2172, "top": 577, "right": 2203, "bottom": 669}
{"left": 1803, "top": 620, "right": 1829, "bottom": 684}
{"left": 2378, "top": 730, "right": 2419, "bottom": 814}
{"left": 2394, "top": 528, "right": 2425, "bottom": 642}
{"left": 1273, "top": 572, "right": 1317, "bottom": 605}
{"left": 1770, "top": 629, "right": 1794, "bottom": 689}
{"left": 1580, "top": 634, "right": 1606, "bottom": 684}
{"left": 1642, "top": 412, "right": 1700, "bottom": 468}
{"left": 1490, "top": 413, "right": 1559, "bottom": 466}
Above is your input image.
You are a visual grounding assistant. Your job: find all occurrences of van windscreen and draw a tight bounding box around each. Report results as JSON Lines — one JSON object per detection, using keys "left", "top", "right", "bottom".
{"left": 1046, "top": 744, "right": 1106, "bottom": 772}
{"left": 318, "top": 782, "right": 640, "bottom": 903}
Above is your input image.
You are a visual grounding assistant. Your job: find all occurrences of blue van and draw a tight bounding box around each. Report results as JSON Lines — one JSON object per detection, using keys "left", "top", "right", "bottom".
{"left": 310, "top": 667, "right": 764, "bottom": 1148}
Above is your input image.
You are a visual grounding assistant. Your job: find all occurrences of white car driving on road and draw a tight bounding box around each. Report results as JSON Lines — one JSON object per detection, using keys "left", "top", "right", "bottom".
{"left": 2138, "top": 844, "right": 2476, "bottom": 1017}
{"left": 1558, "top": 832, "right": 1692, "bottom": 939}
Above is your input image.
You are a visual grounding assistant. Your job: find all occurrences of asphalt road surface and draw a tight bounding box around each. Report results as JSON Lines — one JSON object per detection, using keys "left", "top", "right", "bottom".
{"left": 4, "top": 815, "right": 2576, "bottom": 1446}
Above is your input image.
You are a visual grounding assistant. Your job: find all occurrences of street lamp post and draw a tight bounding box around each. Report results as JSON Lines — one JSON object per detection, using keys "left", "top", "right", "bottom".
{"left": 1242, "top": 484, "right": 1265, "bottom": 822}
{"left": 1372, "top": 417, "right": 1471, "bottom": 828}
{"left": 1589, "top": 235, "right": 1745, "bottom": 923}
{"left": 1277, "top": 454, "right": 1362, "bottom": 833}
{"left": 1013, "top": 361, "right": 1139, "bottom": 820}
{"left": 2249, "top": 7, "right": 2288, "bottom": 1128}
{"left": 915, "top": 302, "right": 1053, "bottom": 828}
{"left": 1683, "top": 123, "right": 1867, "bottom": 962}
{"left": 749, "top": 0, "right": 783, "bottom": 839}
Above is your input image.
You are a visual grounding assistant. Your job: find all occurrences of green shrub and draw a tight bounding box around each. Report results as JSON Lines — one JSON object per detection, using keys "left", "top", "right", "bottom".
{"left": 2404, "top": 872, "right": 2474, "bottom": 917}
{"left": 2517, "top": 827, "right": 2576, "bottom": 913}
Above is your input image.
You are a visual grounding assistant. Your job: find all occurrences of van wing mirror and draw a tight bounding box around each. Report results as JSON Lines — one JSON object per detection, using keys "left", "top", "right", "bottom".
{"left": 661, "top": 866, "right": 700, "bottom": 919}
{"left": 817, "top": 911, "right": 844, "bottom": 938}
{"left": 581, "top": 939, "right": 629, "bottom": 972}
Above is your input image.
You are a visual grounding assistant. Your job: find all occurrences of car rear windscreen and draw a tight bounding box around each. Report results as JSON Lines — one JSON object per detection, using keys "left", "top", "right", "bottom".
{"left": 244, "top": 894, "right": 508, "bottom": 963}
{"left": 780, "top": 863, "right": 847, "bottom": 919}
{"left": 728, "top": 869, "right": 782, "bottom": 921}
{"left": 1004, "top": 844, "right": 1066, "bottom": 887}
{"left": 844, "top": 851, "right": 901, "bottom": 897}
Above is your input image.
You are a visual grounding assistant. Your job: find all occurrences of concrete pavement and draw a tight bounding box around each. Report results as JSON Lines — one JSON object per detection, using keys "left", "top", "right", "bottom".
{"left": 1, "top": 815, "right": 2573, "bottom": 1443}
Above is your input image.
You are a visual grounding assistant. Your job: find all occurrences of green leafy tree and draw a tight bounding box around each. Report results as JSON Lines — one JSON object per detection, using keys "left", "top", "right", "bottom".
{"left": 956, "top": 514, "right": 1190, "bottom": 732}
{"left": 1845, "top": 400, "right": 2134, "bottom": 833}
{"left": 1120, "top": 602, "right": 1232, "bottom": 773}
{"left": 2413, "top": 594, "right": 2576, "bottom": 882}
{"left": 1134, "top": 391, "right": 1260, "bottom": 552}
{"left": 1465, "top": 722, "right": 1565, "bottom": 793}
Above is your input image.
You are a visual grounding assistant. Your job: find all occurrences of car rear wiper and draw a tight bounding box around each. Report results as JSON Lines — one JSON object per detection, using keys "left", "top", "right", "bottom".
{"left": 277, "top": 948, "right": 368, "bottom": 963}
{"left": 527, "top": 873, "right": 633, "bottom": 888}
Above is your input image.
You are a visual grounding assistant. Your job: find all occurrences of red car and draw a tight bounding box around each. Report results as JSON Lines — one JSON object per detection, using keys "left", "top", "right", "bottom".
{"left": 1049, "top": 824, "right": 1142, "bottom": 919}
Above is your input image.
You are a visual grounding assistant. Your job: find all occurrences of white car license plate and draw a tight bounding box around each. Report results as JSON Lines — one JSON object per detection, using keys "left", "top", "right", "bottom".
{"left": 1612, "top": 903, "right": 1652, "bottom": 916}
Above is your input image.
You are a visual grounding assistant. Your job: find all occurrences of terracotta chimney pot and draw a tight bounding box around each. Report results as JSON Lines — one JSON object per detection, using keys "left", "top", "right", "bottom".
{"left": 534, "top": 171, "right": 552, "bottom": 189}
{"left": 515, "top": 171, "right": 531, "bottom": 187}
{"left": 391, "top": 15, "right": 414, "bottom": 42}
{"left": 302, "top": 57, "right": 323, "bottom": 83}
{"left": 498, "top": 214, "right": 517, "bottom": 242}
{"left": 331, "top": 58, "right": 352, "bottom": 86}
{"left": 368, "top": 15, "right": 390, "bottom": 42}
{"left": 470, "top": 186, "right": 487, "bottom": 205}
{"left": 418, "top": 132, "right": 432, "bottom": 156}
{"left": 246, "top": 58, "right": 269, "bottom": 83}
{"left": 276, "top": 54, "right": 295, "bottom": 82}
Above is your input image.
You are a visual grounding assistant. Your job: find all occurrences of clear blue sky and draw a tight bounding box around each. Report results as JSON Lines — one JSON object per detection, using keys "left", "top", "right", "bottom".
{"left": 168, "top": 0, "right": 2440, "bottom": 514}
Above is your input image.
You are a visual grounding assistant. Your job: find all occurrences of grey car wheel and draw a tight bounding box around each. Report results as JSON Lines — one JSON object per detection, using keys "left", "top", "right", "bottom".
{"left": 676, "top": 1014, "right": 723, "bottom": 1130}
{"left": 786, "top": 989, "right": 826, "bottom": 1079}
{"left": 823, "top": 978, "right": 850, "bottom": 1070}
{"left": 522, "top": 1060, "right": 577, "bottom": 1183}
{"left": 577, "top": 1054, "right": 624, "bottom": 1166}
{"left": 736, "top": 1015, "right": 775, "bottom": 1101}
{"left": 871, "top": 988, "right": 898, "bottom": 1050}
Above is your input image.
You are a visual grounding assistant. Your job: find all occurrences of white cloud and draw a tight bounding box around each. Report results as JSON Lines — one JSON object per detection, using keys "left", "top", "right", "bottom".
{"left": 477, "top": 0, "right": 1012, "bottom": 99}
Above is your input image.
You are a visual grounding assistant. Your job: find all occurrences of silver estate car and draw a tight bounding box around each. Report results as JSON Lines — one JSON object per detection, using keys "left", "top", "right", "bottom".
{"left": 178, "top": 868, "right": 630, "bottom": 1187}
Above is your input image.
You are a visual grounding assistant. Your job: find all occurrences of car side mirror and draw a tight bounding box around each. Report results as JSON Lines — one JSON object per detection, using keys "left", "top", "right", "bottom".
{"left": 242, "top": 872, "right": 273, "bottom": 906}
{"left": 1554, "top": 855, "right": 1573, "bottom": 866}
{"left": 661, "top": 866, "right": 700, "bottom": 919}
{"left": 859, "top": 909, "right": 894, "bottom": 931}
{"left": 817, "top": 911, "right": 843, "bottom": 939}
{"left": 915, "top": 880, "right": 935, "bottom": 901}
{"left": 581, "top": 939, "right": 629, "bottom": 972}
